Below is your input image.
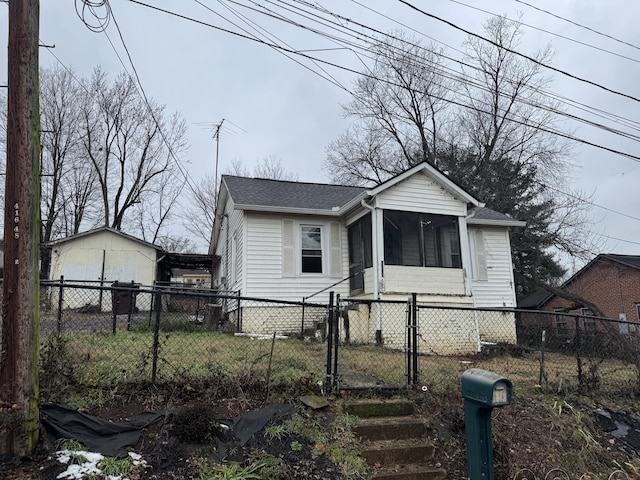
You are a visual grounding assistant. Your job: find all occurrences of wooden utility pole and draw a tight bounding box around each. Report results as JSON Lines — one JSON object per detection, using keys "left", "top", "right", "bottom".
{"left": 0, "top": 0, "right": 41, "bottom": 457}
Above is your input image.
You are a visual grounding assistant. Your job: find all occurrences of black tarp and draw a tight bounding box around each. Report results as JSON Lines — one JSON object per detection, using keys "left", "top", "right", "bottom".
{"left": 41, "top": 402, "right": 295, "bottom": 461}
{"left": 41, "top": 403, "right": 166, "bottom": 458}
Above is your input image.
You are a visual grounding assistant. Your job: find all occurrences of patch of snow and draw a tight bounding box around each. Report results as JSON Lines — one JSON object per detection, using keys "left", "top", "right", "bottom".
{"left": 55, "top": 449, "right": 145, "bottom": 480}
{"left": 56, "top": 450, "right": 104, "bottom": 479}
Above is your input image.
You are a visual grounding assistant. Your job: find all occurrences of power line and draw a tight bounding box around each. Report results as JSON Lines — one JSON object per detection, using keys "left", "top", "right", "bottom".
{"left": 96, "top": 1, "right": 640, "bottom": 248}
{"left": 397, "top": 0, "right": 640, "bottom": 104}
{"left": 195, "top": 0, "right": 351, "bottom": 92}
{"left": 345, "top": 0, "right": 640, "bottom": 135}
{"left": 126, "top": 0, "right": 640, "bottom": 164}
{"left": 448, "top": 0, "right": 640, "bottom": 65}
{"left": 514, "top": 0, "right": 640, "bottom": 53}
{"left": 77, "top": 0, "right": 198, "bottom": 194}
{"left": 539, "top": 181, "right": 640, "bottom": 223}
{"left": 286, "top": 0, "right": 640, "bottom": 139}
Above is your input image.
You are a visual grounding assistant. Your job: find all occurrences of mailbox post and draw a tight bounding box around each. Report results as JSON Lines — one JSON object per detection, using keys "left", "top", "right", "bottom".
{"left": 461, "top": 368, "right": 512, "bottom": 480}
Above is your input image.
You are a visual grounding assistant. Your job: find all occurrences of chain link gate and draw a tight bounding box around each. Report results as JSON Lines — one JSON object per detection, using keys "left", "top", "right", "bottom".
{"left": 324, "top": 292, "right": 420, "bottom": 394}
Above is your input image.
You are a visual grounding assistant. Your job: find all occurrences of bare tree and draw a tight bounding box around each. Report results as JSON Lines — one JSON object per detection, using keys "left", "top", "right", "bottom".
{"left": 457, "top": 14, "right": 572, "bottom": 183}
{"left": 184, "top": 156, "right": 298, "bottom": 250}
{"left": 183, "top": 173, "right": 217, "bottom": 249}
{"left": 58, "top": 156, "right": 100, "bottom": 235}
{"left": 227, "top": 155, "right": 299, "bottom": 180}
{"left": 325, "top": 32, "right": 454, "bottom": 184}
{"left": 39, "top": 65, "right": 94, "bottom": 275}
{"left": 80, "top": 68, "right": 188, "bottom": 234}
{"left": 155, "top": 235, "right": 196, "bottom": 254}
{"left": 325, "top": 121, "right": 400, "bottom": 185}
{"left": 129, "top": 168, "right": 186, "bottom": 244}
{"left": 325, "top": 18, "right": 595, "bottom": 297}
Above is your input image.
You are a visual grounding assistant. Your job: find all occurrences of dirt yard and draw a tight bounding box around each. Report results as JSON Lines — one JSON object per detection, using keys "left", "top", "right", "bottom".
{"left": 1, "top": 380, "right": 640, "bottom": 479}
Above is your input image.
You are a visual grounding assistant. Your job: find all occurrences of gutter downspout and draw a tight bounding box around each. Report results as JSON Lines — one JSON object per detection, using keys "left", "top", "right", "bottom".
{"left": 361, "top": 198, "right": 383, "bottom": 345}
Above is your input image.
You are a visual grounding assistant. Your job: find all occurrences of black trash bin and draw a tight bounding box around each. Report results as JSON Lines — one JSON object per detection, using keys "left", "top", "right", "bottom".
{"left": 111, "top": 281, "right": 139, "bottom": 315}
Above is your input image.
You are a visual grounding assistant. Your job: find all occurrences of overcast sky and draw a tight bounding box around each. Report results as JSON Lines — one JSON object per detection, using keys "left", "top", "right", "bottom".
{"left": 2, "top": 0, "right": 639, "bottom": 257}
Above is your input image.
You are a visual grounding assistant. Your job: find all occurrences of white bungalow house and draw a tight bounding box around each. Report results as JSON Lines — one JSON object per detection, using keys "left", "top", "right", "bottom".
{"left": 210, "top": 163, "right": 524, "bottom": 353}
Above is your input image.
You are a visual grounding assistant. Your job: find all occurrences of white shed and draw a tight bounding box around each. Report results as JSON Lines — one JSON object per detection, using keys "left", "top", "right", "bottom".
{"left": 47, "top": 227, "right": 162, "bottom": 310}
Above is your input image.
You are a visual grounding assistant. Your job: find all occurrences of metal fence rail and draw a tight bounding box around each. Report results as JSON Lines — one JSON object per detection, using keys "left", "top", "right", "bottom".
{"left": 1, "top": 281, "right": 639, "bottom": 401}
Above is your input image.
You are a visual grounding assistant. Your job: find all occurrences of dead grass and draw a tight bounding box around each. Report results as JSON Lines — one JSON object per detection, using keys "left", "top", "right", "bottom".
{"left": 42, "top": 328, "right": 640, "bottom": 404}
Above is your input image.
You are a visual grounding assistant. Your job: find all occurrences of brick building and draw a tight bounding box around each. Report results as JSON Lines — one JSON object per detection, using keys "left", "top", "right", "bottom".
{"left": 519, "top": 254, "right": 640, "bottom": 337}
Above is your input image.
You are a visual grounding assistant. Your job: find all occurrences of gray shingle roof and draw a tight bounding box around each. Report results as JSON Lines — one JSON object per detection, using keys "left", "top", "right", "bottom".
{"left": 467, "top": 207, "right": 525, "bottom": 226}
{"left": 601, "top": 254, "right": 640, "bottom": 270}
{"left": 517, "top": 288, "right": 554, "bottom": 308}
{"left": 223, "top": 175, "right": 365, "bottom": 211}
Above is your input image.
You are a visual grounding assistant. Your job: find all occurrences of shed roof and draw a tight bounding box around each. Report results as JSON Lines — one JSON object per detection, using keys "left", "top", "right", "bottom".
{"left": 467, "top": 207, "right": 526, "bottom": 227}
{"left": 45, "top": 226, "right": 161, "bottom": 251}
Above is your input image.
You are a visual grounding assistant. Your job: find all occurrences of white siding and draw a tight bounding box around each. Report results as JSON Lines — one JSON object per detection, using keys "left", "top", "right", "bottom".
{"left": 49, "top": 230, "right": 158, "bottom": 310}
{"left": 383, "top": 265, "right": 466, "bottom": 296}
{"left": 469, "top": 227, "right": 518, "bottom": 308}
{"left": 243, "top": 212, "right": 350, "bottom": 302}
{"left": 374, "top": 172, "right": 467, "bottom": 217}
{"left": 214, "top": 201, "right": 244, "bottom": 291}
{"left": 50, "top": 230, "right": 157, "bottom": 285}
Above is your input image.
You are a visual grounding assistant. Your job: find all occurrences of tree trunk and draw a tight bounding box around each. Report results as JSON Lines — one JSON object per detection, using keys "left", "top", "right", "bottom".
{"left": 0, "top": 0, "right": 41, "bottom": 457}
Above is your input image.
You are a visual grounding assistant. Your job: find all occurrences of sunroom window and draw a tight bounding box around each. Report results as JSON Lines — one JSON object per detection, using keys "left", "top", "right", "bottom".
{"left": 383, "top": 211, "right": 461, "bottom": 268}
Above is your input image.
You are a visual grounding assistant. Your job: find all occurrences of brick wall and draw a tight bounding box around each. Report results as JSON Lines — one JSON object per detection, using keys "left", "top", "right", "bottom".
{"left": 543, "top": 258, "right": 640, "bottom": 322}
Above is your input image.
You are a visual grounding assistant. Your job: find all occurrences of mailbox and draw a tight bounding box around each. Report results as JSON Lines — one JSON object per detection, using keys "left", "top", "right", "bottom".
{"left": 461, "top": 369, "right": 512, "bottom": 480}
{"left": 462, "top": 368, "right": 512, "bottom": 407}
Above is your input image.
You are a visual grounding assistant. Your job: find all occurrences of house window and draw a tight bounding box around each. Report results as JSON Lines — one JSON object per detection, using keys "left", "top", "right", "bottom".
{"left": 301, "top": 225, "right": 323, "bottom": 273}
{"left": 636, "top": 303, "right": 640, "bottom": 321}
{"left": 581, "top": 308, "right": 597, "bottom": 335}
{"left": 383, "top": 211, "right": 461, "bottom": 268}
{"left": 554, "top": 309, "right": 568, "bottom": 336}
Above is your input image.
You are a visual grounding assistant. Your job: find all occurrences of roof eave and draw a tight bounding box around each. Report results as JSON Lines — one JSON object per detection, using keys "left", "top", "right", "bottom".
{"left": 45, "top": 226, "right": 162, "bottom": 251}
{"left": 467, "top": 219, "right": 526, "bottom": 227}
{"left": 234, "top": 204, "right": 344, "bottom": 216}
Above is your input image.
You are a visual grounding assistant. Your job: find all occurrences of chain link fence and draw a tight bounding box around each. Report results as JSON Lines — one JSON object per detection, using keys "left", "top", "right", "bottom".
{"left": 1, "top": 280, "right": 639, "bottom": 401}
{"left": 330, "top": 296, "right": 640, "bottom": 398}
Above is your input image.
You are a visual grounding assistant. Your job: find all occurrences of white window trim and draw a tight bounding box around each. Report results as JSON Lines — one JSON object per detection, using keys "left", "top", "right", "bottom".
{"left": 299, "top": 224, "right": 325, "bottom": 275}
{"left": 469, "top": 229, "right": 488, "bottom": 281}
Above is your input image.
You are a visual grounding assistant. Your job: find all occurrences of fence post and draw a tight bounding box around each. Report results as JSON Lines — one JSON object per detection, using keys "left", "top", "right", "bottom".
{"left": 56, "top": 275, "right": 64, "bottom": 334}
{"left": 301, "top": 297, "right": 306, "bottom": 340}
{"left": 411, "top": 292, "right": 418, "bottom": 385}
{"left": 148, "top": 280, "right": 155, "bottom": 327}
{"left": 575, "top": 315, "right": 584, "bottom": 393}
{"left": 127, "top": 280, "right": 134, "bottom": 331}
{"left": 151, "top": 289, "right": 162, "bottom": 383}
{"left": 333, "top": 294, "right": 340, "bottom": 390}
{"left": 112, "top": 283, "right": 118, "bottom": 335}
{"left": 539, "top": 329, "right": 546, "bottom": 386}
{"left": 406, "top": 296, "right": 412, "bottom": 386}
{"left": 237, "top": 290, "right": 242, "bottom": 333}
{"left": 325, "top": 291, "right": 335, "bottom": 395}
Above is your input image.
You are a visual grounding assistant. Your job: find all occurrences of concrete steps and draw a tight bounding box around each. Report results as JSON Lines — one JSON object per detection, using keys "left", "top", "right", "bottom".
{"left": 345, "top": 398, "right": 446, "bottom": 480}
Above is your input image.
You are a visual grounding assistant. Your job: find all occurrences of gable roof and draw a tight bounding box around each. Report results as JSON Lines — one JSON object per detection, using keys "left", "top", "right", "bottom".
{"left": 518, "top": 253, "right": 640, "bottom": 308}
{"left": 366, "top": 162, "right": 480, "bottom": 206}
{"left": 45, "top": 226, "right": 162, "bottom": 251}
{"left": 212, "top": 162, "right": 525, "bottom": 250}
{"left": 220, "top": 162, "right": 484, "bottom": 215}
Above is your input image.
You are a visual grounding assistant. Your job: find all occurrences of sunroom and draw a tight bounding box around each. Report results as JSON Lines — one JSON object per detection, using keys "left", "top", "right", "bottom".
{"left": 347, "top": 209, "right": 468, "bottom": 298}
